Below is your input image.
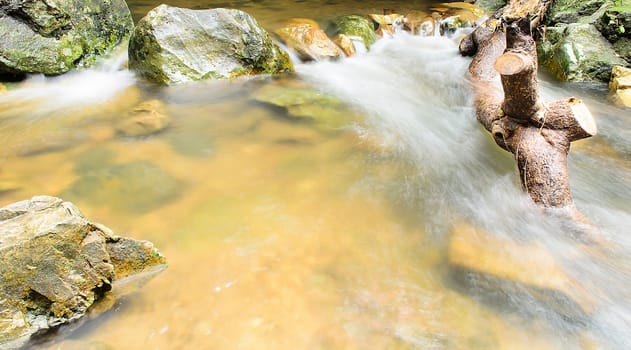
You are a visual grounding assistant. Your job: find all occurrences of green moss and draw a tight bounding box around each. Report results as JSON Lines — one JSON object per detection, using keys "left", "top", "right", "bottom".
{"left": 328, "top": 15, "right": 378, "bottom": 49}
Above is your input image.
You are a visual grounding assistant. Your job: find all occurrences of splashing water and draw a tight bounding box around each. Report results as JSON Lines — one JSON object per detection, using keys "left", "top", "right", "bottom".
{"left": 298, "top": 32, "right": 631, "bottom": 349}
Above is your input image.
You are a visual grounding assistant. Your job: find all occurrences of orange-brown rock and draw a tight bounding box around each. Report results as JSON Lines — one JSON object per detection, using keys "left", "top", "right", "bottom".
{"left": 274, "top": 18, "right": 344, "bottom": 61}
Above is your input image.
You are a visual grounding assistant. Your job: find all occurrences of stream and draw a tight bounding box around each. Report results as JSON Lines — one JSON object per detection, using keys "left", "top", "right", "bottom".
{"left": 1, "top": 1, "right": 630, "bottom": 349}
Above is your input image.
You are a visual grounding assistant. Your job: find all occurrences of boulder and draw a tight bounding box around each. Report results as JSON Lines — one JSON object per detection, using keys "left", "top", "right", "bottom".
{"left": 609, "top": 65, "right": 631, "bottom": 107}
{"left": 116, "top": 99, "right": 170, "bottom": 137}
{"left": 128, "top": 5, "right": 293, "bottom": 85}
{"left": 327, "top": 15, "right": 378, "bottom": 50}
{"left": 0, "top": 0, "right": 133, "bottom": 76}
{"left": 538, "top": 23, "right": 627, "bottom": 82}
{"left": 448, "top": 222, "right": 596, "bottom": 319}
{"left": 274, "top": 18, "right": 345, "bottom": 61}
{"left": 545, "top": 0, "right": 606, "bottom": 25}
{"left": 0, "top": 196, "right": 166, "bottom": 349}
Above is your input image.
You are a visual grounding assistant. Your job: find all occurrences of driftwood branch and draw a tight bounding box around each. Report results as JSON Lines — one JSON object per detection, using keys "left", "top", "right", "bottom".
{"left": 461, "top": 1, "right": 597, "bottom": 214}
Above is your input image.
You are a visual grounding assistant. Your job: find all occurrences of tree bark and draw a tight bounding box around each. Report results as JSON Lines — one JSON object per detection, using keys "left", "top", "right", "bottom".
{"left": 460, "top": 1, "right": 597, "bottom": 214}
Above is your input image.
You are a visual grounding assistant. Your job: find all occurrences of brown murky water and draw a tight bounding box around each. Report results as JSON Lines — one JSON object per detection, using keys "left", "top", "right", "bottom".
{"left": 1, "top": 1, "right": 631, "bottom": 349}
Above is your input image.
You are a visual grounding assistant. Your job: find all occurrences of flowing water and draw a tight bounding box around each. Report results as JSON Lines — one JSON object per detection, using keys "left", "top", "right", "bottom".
{"left": 1, "top": 1, "right": 631, "bottom": 349}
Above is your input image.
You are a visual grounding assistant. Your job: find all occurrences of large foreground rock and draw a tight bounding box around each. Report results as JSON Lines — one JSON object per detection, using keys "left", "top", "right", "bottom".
{"left": 0, "top": 196, "right": 166, "bottom": 349}
{"left": 538, "top": 23, "right": 626, "bottom": 82}
{"left": 0, "top": 0, "right": 133, "bottom": 76}
{"left": 129, "top": 5, "right": 293, "bottom": 85}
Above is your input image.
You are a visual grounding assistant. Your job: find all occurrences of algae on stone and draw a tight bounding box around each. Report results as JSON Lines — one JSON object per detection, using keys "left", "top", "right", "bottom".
{"left": 0, "top": 0, "right": 134, "bottom": 75}
{"left": 128, "top": 5, "right": 293, "bottom": 85}
{"left": 328, "top": 16, "right": 379, "bottom": 49}
{"left": 0, "top": 196, "right": 166, "bottom": 349}
{"left": 538, "top": 23, "right": 627, "bottom": 82}
{"left": 252, "top": 83, "right": 356, "bottom": 132}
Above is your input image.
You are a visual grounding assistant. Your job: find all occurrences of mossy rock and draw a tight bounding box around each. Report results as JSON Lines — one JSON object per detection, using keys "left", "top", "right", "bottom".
{"left": 473, "top": 0, "right": 507, "bottom": 13}
{"left": 252, "top": 83, "right": 355, "bottom": 132}
{"left": 596, "top": 1, "right": 631, "bottom": 42}
{"left": 128, "top": 5, "right": 293, "bottom": 85}
{"left": 545, "top": 0, "right": 606, "bottom": 25}
{"left": 0, "top": 0, "right": 133, "bottom": 76}
{"left": 538, "top": 23, "right": 627, "bottom": 82}
{"left": 0, "top": 196, "right": 166, "bottom": 348}
{"left": 327, "top": 15, "right": 379, "bottom": 50}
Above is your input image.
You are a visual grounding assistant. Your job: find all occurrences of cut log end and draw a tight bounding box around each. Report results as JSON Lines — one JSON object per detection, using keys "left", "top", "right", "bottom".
{"left": 568, "top": 98, "right": 598, "bottom": 140}
{"left": 494, "top": 52, "right": 532, "bottom": 76}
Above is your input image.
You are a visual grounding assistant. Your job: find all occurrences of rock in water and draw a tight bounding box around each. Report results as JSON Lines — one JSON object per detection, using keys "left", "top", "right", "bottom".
{"left": 128, "top": 5, "right": 293, "bottom": 85}
{"left": 274, "top": 18, "right": 345, "bottom": 61}
{"left": 538, "top": 23, "right": 627, "bottom": 82}
{"left": 609, "top": 65, "right": 631, "bottom": 108}
{"left": 328, "top": 16, "right": 378, "bottom": 50}
{"left": 0, "top": 196, "right": 166, "bottom": 349}
{"left": 0, "top": 0, "right": 133, "bottom": 76}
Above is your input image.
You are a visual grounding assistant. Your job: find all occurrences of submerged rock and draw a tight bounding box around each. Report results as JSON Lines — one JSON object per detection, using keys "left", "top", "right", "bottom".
{"left": 63, "top": 161, "right": 183, "bottom": 214}
{"left": 274, "top": 18, "right": 345, "bottom": 61}
{"left": 252, "top": 82, "right": 354, "bottom": 132}
{"left": 448, "top": 222, "right": 596, "bottom": 320}
{"left": 116, "top": 99, "right": 170, "bottom": 137}
{"left": 538, "top": 23, "right": 627, "bottom": 82}
{"left": 609, "top": 65, "right": 631, "bottom": 108}
{"left": 0, "top": 83, "right": 6, "bottom": 94}
{"left": 0, "top": 196, "right": 166, "bottom": 349}
{"left": 128, "top": 5, "right": 293, "bottom": 85}
{"left": 0, "top": 0, "right": 133, "bottom": 76}
{"left": 327, "top": 15, "right": 378, "bottom": 50}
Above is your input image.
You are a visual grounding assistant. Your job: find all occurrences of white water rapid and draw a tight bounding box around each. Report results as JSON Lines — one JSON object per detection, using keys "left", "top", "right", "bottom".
{"left": 297, "top": 32, "right": 631, "bottom": 349}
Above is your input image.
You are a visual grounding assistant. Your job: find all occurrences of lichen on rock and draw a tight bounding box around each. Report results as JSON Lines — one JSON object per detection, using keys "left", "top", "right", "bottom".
{"left": 0, "top": 0, "right": 134, "bottom": 76}
{"left": 0, "top": 196, "right": 166, "bottom": 349}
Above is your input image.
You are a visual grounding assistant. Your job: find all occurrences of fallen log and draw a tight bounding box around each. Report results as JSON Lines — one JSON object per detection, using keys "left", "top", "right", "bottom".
{"left": 460, "top": 2, "right": 597, "bottom": 216}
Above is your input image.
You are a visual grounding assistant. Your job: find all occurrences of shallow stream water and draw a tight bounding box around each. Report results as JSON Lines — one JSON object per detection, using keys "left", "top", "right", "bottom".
{"left": 1, "top": 1, "right": 630, "bottom": 349}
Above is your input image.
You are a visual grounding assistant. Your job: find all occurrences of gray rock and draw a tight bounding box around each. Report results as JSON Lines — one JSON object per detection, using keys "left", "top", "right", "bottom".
{"left": 0, "top": 196, "right": 166, "bottom": 349}
{"left": 0, "top": 0, "right": 134, "bottom": 76}
{"left": 538, "top": 23, "right": 627, "bottom": 82}
{"left": 128, "top": 5, "right": 293, "bottom": 85}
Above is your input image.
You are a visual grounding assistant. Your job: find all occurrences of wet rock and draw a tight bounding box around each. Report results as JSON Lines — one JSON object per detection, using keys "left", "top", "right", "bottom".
{"left": 116, "top": 99, "right": 170, "bottom": 137}
{"left": 128, "top": 5, "right": 293, "bottom": 85}
{"left": 252, "top": 82, "right": 354, "bottom": 132}
{"left": 432, "top": 2, "right": 485, "bottom": 28}
{"left": 609, "top": 65, "right": 631, "bottom": 108}
{"left": 538, "top": 23, "right": 627, "bottom": 82}
{"left": 368, "top": 13, "right": 406, "bottom": 37}
{"left": 333, "top": 34, "right": 357, "bottom": 57}
{"left": 0, "top": 0, "right": 133, "bottom": 76}
{"left": 63, "top": 161, "right": 183, "bottom": 214}
{"left": 327, "top": 15, "right": 378, "bottom": 50}
{"left": 448, "top": 223, "right": 596, "bottom": 319}
{"left": 0, "top": 83, "right": 6, "bottom": 94}
{"left": 403, "top": 11, "right": 430, "bottom": 35}
{"left": 0, "top": 196, "right": 166, "bottom": 349}
{"left": 545, "top": 0, "right": 606, "bottom": 25}
{"left": 274, "top": 18, "right": 345, "bottom": 61}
